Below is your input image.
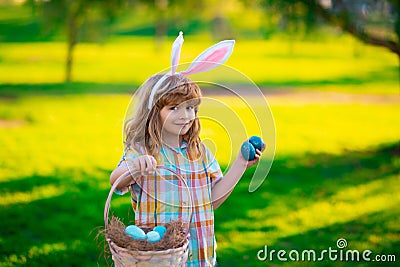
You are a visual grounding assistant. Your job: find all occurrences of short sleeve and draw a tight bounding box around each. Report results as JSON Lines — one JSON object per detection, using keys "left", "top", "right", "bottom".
{"left": 203, "top": 144, "right": 223, "bottom": 188}
{"left": 114, "top": 147, "right": 141, "bottom": 195}
{"left": 118, "top": 146, "right": 141, "bottom": 166}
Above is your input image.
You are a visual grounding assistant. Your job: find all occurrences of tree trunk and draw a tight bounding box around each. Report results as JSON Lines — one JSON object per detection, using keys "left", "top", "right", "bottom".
{"left": 65, "top": 5, "right": 79, "bottom": 83}
{"left": 66, "top": 34, "right": 76, "bottom": 83}
{"left": 154, "top": 0, "right": 168, "bottom": 51}
{"left": 398, "top": 54, "right": 400, "bottom": 92}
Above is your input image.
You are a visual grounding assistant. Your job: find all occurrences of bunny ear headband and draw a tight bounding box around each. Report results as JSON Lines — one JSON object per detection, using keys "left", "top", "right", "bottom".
{"left": 148, "top": 31, "right": 235, "bottom": 109}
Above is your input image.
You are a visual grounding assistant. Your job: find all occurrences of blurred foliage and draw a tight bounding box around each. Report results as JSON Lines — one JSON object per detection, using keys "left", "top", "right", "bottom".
{"left": 1, "top": 0, "right": 398, "bottom": 57}
{"left": 21, "top": 0, "right": 128, "bottom": 81}
{"left": 254, "top": 0, "right": 400, "bottom": 57}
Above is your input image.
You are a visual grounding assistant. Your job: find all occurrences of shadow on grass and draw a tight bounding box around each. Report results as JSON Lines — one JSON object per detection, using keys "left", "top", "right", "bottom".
{"left": 258, "top": 65, "right": 398, "bottom": 88}
{"left": 216, "top": 142, "right": 399, "bottom": 221}
{"left": 218, "top": 208, "right": 400, "bottom": 267}
{"left": 0, "top": 83, "right": 136, "bottom": 98}
{"left": 268, "top": 208, "right": 400, "bottom": 267}
{"left": 215, "top": 142, "right": 399, "bottom": 266}
{"left": 0, "top": 63, "right": 397, "bottom": 99}
{"left": 0, "top": 169, "right": 133, "bottom": 267}
{"left": 0, "top": 142, "right": 398, "bottom": 266}
{"left": 0, "top": 21, "right": 54, "bottom": 43}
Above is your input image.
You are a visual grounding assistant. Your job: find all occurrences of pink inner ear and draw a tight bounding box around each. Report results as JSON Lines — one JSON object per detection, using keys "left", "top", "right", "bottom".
{"left": 203, "top": 47, "right": 229, "bottom": 63}
{"left": 185, "top": 46, "right": 229, "bottom": 75}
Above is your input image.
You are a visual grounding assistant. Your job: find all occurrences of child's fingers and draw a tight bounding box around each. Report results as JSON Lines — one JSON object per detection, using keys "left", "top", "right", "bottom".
{"left": 137, "top": 157, "right": 147, "bottom": 175}
{"left": 246, "top": 149, "right": 262, "bottom": 167}
{"left": 261, "top": 143, "right": 266, "bottom": 152}
{"left": 255, "top": 148, "right": 263, "bottom": 156}
{"left": 144, "top": 156, "right": 156, "bottom": 174}
{"left": 150, "top": 156, "right": 157, "bottom": 170}
{"left": 253, "top": 153, "right": 261, "bottom": 162}
{"left": 132, "top": 155, "right": 157, "bottom": 176}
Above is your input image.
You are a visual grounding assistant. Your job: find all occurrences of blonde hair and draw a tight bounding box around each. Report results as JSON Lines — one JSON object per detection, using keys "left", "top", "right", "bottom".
{"left": 124, "top": 74, "right": 203, "bottom": 160}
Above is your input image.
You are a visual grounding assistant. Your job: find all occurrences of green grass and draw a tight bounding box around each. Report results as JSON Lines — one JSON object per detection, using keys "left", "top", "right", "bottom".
{"left": 0, "top": 36, "right": 398, "bottom": 94}
{"left": 216, "top": 143, "right": 400, "bottom": 267}
{"left": 0, "top": 92, "right": 399, "bottom": 266}
{"left": 0, "top": 17, "right": 399, "bottom": 266}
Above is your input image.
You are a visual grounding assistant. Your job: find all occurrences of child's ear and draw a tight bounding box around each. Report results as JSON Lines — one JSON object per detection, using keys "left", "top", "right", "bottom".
{"left": 180, "top": 40, "right": 235, "bottom": 76}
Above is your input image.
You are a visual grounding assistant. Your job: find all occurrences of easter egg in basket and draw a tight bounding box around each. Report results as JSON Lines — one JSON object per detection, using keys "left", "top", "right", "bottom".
{"left": 146, "top": 231, "right": 161, "bottom": 243}
{"left": 153, "top": 225, "right": 167, "bottom": 239}
{"left": 125, "top": 225, "right": 146, "bottom": 240}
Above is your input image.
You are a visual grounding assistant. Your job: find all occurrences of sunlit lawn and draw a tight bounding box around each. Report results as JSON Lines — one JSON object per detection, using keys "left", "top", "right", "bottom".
{"left": 0, "top": 30, "right": 399, "bottom": 266}
{"left": 0, "top": 36, "right": 398, "bottom": 94}
{"left": 0, "top": 91, "right": 399, "bottom": 266}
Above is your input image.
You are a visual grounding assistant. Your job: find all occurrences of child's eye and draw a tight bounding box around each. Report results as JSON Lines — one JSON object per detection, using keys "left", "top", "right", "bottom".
{"left": 169, "top": 106, "right": 178, "bottom": 111}
{"left": 187, "top": 106, "right": 199, "bottom": 112}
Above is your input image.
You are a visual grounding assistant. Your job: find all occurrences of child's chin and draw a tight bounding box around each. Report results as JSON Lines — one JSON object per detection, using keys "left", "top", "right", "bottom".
{"left": 179, "top": 130, "right": 189, "bottom": 136}
{"left": 179, "top": 127, "right": 191, "bottom": 135}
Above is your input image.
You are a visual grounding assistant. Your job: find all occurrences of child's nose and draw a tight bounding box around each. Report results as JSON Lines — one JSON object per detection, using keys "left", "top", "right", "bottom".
{"left": 181, "top": 109, "right": 195, "bottom": 120}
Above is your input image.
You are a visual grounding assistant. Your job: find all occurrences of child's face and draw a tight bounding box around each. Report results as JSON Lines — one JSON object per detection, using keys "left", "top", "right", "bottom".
{"left": 159, "top": 100, "right": 198, "bottom": 140}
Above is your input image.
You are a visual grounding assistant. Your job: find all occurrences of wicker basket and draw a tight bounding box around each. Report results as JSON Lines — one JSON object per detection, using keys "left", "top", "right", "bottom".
{"left": 104, "top": 166, "right": 193, "bottom": 267}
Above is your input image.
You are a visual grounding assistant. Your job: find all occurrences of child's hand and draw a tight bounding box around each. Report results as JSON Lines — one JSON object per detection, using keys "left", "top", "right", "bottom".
{"left": 239, "top": 143, "right": 266, "bottom": 168}
{"left": 132, "top": 155, "right": 157, "bottom": 176}
{"left": 246, "top": 143, "right": 265, "bottom": 167}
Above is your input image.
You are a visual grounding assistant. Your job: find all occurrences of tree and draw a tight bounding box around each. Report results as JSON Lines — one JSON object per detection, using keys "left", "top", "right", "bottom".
{"left": 259, "top": 0, "right": 399, "bottom": 57}
{"left": 135, "top": 0, "right": 207, "bottom": 48}
{"left": 27, "top": 0, "right": 126, "bottom": 82}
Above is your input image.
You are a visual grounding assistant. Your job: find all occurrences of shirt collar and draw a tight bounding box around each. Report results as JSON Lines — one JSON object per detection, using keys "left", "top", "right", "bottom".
{"left": 162, "top": 141, "right": 188, "bottom": 153}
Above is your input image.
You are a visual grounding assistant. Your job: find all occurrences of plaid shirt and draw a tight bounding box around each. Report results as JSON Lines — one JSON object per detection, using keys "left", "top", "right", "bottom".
{"left": 117, "top": 142, "right": 223, "bottom": 266}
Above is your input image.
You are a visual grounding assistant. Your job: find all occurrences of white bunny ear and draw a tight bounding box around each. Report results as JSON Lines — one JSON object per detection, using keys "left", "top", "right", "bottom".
{"left": 180, "top": 40, "right": 235, "bottom": 76}
{"left": 147, "top": 31, "right": 184, "bottom": 110}
{"left": 171, "top": 31, "right": 184, "bottom": 75}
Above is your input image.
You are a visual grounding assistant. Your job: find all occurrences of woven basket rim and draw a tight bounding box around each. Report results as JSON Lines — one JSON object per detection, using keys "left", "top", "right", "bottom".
{"left": 107, "top": 237, "right": 189, "bottom": 255}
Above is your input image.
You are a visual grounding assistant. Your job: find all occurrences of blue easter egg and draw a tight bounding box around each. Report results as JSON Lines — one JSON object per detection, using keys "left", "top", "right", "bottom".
{"left": 241, "top": 141, "right": 256, "bottom": 161}
{"left": 125, "top": 225, "right": 146, "bottom": 240}
{"left": 153, "top": 225, "right": 167, "bottom": 239}
{"left": 146, "top": 231, "right": 161, "bottom": 243}
{"left": 249, "top": 136, "right": 264, "bottom": 151}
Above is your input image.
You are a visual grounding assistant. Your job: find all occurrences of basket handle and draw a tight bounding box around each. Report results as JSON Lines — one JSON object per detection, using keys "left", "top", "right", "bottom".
{"left": 104, "top": 165, "right": 194, "bottom": 233}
